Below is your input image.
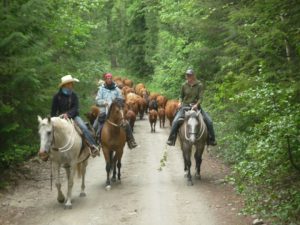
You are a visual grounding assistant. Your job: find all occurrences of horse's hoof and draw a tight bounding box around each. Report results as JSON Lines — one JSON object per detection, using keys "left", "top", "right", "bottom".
{"left": 80, "top": 192, "right": 86, "bottom": 197}
{"left": 111, "top": 177, "right": 116, "bottom": 182}
{"left": 64, "top": 204, "right": 72, "bottom": 209}
{"left": 187, "top": 181, "right": 193, "bottom": 186}
{"left": 195, "top": 174, "right": 201, "bottom": 180}
{"left": 105, "top": 185, "right": 111, "bottom": 191}
{"left": 57, "top": 196, "right": 65, "bottom": 203}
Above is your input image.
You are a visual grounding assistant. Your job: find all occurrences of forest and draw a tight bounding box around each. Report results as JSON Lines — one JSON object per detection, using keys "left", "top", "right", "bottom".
{"left": 0, "top": 0, "right": 299, "bottom": 224}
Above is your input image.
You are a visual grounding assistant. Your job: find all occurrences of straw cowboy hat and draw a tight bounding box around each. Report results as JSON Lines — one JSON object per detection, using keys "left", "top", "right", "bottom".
{"left": 59, "top": 75, "right": 79, "bottom": 87}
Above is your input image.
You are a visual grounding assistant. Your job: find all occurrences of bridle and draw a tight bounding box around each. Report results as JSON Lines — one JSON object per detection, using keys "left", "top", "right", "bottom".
{"left": 184, "top": 111, "right": 206, "bottom": 142}
{"left": 107, "top": 104, "right": 125, "bottom": 127}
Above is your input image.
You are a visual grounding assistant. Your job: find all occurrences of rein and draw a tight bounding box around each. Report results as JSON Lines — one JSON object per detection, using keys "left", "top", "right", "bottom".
{"left": 106, "top": 105, "right": 125, "bottom": 127}
{"left": 107, "top": 119, "right": 123, "bottom": 127}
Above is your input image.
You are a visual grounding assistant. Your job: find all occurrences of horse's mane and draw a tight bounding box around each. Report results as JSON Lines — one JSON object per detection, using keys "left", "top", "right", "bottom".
{"left": 107, "top": 98, "right": 124, "bottom": 118}
{"left": 51, "top": 117, "right": 73, "bottom": 129}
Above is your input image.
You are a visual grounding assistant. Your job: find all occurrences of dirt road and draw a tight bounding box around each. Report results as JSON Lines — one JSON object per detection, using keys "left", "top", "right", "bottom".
{"left": 0, "top": 117, "right": 252, "bottom": 225}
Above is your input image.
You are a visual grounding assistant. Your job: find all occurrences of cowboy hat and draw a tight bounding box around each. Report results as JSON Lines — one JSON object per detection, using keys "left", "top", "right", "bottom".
{"left": 58, "top": 75, "right": 79, "bottom": 87}
{"left": 185, "top": 69, "right": 194, "bottom": 75}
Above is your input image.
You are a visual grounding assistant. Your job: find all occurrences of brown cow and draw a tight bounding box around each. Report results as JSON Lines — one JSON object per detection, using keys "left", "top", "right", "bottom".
{"left": 135, "top": 83, "right": 145, "bottom": 95}
{"left": 149, "top": 93, "right": 160, "bottom": 101}
{"left": 165, "top": 99, "right": 179, "bottom": 126}
{"left": 125, "top": 109, "right": 136, "bottom": 132}
{"left": 158, "top": 107, "right": 165, "bottom": 128}
{"left": 115, "top": 79, "right": 124, "bottom": 89}
{"left": 137, "top": 96, "right": 147, "bottom": 120}
{"left": 85, "top": 105, "right": 100, "bottom": 125}
{"left": 122, "top": 86, "right": 135, "bottom": 98}
{"left": 126, "top": 93, "right": 145, "bottom": 119}
{"left": 123, "top": 78, "right": 133, "bottom": 87}
{"left": 157, "top": 95, "right": 168, "bottom": 108}
{"left": 148, "top": 109, "right": 158, "bottom": 133}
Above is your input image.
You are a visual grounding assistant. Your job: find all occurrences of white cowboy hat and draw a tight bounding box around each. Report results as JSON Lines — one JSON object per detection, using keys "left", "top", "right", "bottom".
{"left": 58, "top": 75, "right": 79, "bottom": 87}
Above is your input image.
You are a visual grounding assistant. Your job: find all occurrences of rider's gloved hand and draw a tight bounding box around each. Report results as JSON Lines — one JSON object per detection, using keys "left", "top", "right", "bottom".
{"left": 60, "top": 113, "right": 69, "bottom": 119}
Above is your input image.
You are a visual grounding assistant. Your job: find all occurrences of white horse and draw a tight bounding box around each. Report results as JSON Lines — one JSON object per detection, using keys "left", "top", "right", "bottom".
{"left": 37, "top": 116, "right": 90, "bottom": 209}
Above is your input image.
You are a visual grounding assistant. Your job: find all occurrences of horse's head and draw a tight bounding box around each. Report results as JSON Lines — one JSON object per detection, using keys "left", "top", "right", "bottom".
{"left": 184, "top": 110, "right": 201, "bottom": 143}
{"left": 107, "top": 98, "right": 125, "bottom": 126}
{"left": 37, "top": 116, "right": 53, "bottom": 161}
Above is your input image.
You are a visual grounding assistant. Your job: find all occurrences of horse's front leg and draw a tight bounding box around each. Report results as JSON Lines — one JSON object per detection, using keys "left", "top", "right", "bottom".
{"left": 64, "top": 165, "right": 75, "bottom": 209}
{"left": 53, "top": 163, "right": 65, "bottom": 204}
{"left": 116, "top": 150, "right": 123, "bottom": 181}
{"left": 183, "top": 145, "right": 193, "bottom": 186}
{"left": 112, "top": 161, "right": 117, "bottom": 182}
{"left": 195, "top": 145, "right": 205, "bottom": 180}
{"left": 105, "top": 162, "right": 111, "bottom": 189}
{"left": 79, "top": 160, "right": 88, "bottom": 197}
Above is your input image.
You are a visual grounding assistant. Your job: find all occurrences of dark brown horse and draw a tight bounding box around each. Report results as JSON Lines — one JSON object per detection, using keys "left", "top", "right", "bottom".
{"left": 101, "top": 98, "right": 126, "bottom": 190}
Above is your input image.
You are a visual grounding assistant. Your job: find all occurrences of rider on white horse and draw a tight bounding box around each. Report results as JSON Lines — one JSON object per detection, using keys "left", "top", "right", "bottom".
{"left": 51, "top": 75, "right": 100, "bottom": 157}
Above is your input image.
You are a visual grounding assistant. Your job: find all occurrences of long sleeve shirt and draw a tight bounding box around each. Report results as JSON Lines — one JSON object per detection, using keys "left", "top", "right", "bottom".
{"left": 180, "top": 80, "right": 204, "bottom": 107}
{"left": 95, "top": 83, "right": 123, "bottom": 114}
{"left": 51, "top": 90, "right": 79, "bottom": 118}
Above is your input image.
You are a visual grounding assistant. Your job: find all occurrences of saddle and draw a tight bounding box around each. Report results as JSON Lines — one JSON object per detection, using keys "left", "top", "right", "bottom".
{"left": 73, "top": 122, "right": 93, "bottom": 162}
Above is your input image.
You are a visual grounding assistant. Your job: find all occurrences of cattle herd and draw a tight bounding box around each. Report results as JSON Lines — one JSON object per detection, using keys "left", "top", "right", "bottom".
{"left": 86, "top": 76, "right": 180, "bottom": 132}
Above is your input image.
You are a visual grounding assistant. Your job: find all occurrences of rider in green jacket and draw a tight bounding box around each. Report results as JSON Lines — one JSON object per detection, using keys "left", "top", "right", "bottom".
{"left": 166, "top": 69, "right": 217, "bottom": 146}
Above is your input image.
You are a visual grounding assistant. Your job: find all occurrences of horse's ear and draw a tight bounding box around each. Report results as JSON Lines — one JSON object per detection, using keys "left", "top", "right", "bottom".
{"left": 37, "top": 115, "right": 43, "bottom": 123}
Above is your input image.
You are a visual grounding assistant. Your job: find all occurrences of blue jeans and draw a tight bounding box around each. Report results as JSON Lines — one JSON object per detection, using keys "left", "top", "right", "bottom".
{"left": 74, "top": 116, "right": 97, "bottom": 146}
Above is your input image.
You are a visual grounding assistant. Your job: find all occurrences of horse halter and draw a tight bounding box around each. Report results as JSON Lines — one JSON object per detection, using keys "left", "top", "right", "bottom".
{"left": 107, "top": 103, "right": 125, "bottom": 127}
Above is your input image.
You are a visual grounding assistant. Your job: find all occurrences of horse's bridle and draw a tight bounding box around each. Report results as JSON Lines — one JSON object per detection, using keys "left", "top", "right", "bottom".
{"left": 107, "top": 119, "right": 124, "bottom": 127}
{"left": 106, "top": 105, "right": 125, "bottom": 127}
{"left": 184, "top": 113, "right": 206, "bottom": 142}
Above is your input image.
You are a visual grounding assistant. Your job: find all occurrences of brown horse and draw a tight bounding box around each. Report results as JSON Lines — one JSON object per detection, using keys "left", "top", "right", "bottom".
{"left": 101, "top": 98, "right": 126, "bottom": 190}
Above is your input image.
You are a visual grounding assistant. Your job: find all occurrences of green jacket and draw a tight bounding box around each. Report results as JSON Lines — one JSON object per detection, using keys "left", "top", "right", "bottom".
{"left": 180, "top": 80, "right": 204, "bottom": 107}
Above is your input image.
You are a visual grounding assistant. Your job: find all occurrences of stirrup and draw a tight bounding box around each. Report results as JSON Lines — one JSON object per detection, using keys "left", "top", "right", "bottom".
{"left": 90, "top": 145, "right": 100, "bottom": 157}
{"left": 127, "top": 140, "right": 138, "bottom": 149}
{"left": 166, "top": 139, "right": 175, "bottom": 146}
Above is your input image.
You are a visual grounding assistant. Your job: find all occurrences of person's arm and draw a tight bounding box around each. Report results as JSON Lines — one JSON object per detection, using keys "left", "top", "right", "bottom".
{"left": 95, "top": 87, "right": 108, "bottom": 107}
{"left": 178, "top": 84, "right": 185, "bottom": 107}
{"left": 116, "top": 87, "right": 124, "bottom": 100}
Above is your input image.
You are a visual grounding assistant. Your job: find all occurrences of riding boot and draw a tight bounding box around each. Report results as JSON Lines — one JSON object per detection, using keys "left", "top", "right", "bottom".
{"left": 167, "top": 108, "right": 185, "bottom": 146}
{"left": 166, "top": 125, "right": 178, "bottom": 146}
{"left": 123, "top": 122, "right": 138, "bottom": 149}
{"left": 166, "top": 119, "right": 182, "bottom": 146}
{"left": 94, "top": 112, "right": 106, "bottom": 145}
